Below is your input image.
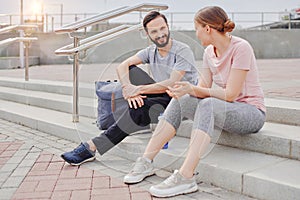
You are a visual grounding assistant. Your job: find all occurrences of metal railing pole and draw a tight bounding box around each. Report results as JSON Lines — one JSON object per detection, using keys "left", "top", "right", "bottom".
{"left": 24, "top": 42, "right": 29, "bottom": 81}
{"left": 19, "top": 30, "right": 24, "bottom": 69}
{"left": 45, "top": 14, "right": 48, "bottom": 32}
{"left": 289, "top": 13, "right": 291, "bottom": 29}
{"left": 51, "top": 17, "right": 54, "bottom": 32}
{"left": 72, "top": 37, "right": 80, "bottom": 122}
{"left": 261, "top": 12, "right": 264, "bottom": 29}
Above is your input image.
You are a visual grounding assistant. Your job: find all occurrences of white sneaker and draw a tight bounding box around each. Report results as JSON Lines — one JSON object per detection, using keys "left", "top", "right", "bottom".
{"left": 123, "top": 157, "right": 155, "bottom": 184}
{"left": 149, "top": 170, "right": 198, "bottom": 197}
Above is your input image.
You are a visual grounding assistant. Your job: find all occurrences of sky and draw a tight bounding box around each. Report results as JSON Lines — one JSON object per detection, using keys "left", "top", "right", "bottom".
{"left": 0, "top": 0, "right": 299, "bottom": 29}
{"left": 0, "top": 0, "right": 299, "bottom": 14}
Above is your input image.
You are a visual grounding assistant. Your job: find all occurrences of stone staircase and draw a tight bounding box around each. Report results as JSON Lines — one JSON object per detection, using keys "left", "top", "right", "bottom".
{"left": 0, "top": 76, "right": 299, "bottom": 200}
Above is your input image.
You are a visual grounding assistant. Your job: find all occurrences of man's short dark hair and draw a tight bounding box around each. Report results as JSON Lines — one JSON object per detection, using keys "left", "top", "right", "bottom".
{"left": 143, "top": 11, "right": 168, "bottom": 32}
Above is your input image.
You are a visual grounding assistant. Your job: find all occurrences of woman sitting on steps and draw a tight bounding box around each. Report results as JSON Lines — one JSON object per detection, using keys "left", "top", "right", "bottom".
{"left": 123, "top": 6, "right": 266, "bottom": 198}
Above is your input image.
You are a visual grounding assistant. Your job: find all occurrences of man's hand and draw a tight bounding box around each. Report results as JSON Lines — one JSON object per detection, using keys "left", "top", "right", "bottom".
{"left": 127, "top": 95, "right": 147, "bottom": 109}
{"left": 122, "top": 84, "right": 142, "bottom": 99}
{"left": 166, "top": 81, "right": 194, "bottom": 99}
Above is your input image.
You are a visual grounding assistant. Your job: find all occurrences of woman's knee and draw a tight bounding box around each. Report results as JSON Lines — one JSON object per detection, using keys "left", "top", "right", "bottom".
{"left": 197, "top": 97, "right": 215, "bottom": 112}
{"left": 197, "top": 97, "right": 226, "bottom": 113}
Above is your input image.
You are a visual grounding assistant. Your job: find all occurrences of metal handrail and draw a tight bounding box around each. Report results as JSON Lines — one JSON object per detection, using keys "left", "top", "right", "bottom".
{"left": 55, "top": 3, "right": 168, "bottom": 122}
{"left": 0, "top": 24, "right": 38, "bottom": 34}
{"left": 0, "top": 25, "right": 38, "bottom": 81}
{"left": 55, "top": 24, "right": 130, "bottom": 55}
{"left": 0, "top": 37, "right": 37, "bottom": 46}
{"left": 0, "top": 37, "right": 37, "bottom": 81}
{"left": 55, "top": 3, "right": 168, "bottom": 34}
{"left": 55, "top": 6, "right": 128, "bottom": 33}
{"left": 55, "top": 24, "right": 142, "bottom": 55}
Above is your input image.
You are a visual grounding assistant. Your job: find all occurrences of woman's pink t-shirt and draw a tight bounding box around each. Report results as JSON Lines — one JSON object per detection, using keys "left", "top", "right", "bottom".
{"left": 203, "top": 36, "right": 266, "bottom": 112}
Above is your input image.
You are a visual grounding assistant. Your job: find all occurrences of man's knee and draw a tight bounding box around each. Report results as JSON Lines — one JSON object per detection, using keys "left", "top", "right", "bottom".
{"left": 129, "top": 65, "right": 138, "bottom": 70}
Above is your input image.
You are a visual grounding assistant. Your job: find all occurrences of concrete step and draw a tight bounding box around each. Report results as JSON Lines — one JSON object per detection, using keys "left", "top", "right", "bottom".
{"left": 0, "top": 77, "right": 95, "bottom": 98}
{"left": 0, "top": 77, "right": 299, "bottom": 126}
{"left": 265, "top": 98, "right": 300, "bottom": 126}
{"left": 0, "top": 99, "right": 99, "bottom": 143}
{"left": 0, "top": 82, "right": 300, "bottom": 160}
{"left": 0, "top": 96, "right": 299, "bottom": 161}
{"left": 110, "top": 133, "right": 300, "bottom": 200}
{"left": 177, "top": 120, "right": 300, "bottom": 160}
{"left": 0, "top": 85, "right": 97, "bottom": 118}
{"left": 0, "top": 99, "right": 299, "bottom": 200}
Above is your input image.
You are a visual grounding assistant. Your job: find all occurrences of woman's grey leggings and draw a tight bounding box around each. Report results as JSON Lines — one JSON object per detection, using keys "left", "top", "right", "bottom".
{"left": 161, "top": 95, "right": 266, "bottom": 137}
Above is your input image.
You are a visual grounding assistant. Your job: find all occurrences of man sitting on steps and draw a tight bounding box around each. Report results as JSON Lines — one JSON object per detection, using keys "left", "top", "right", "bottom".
{"left": 61, "top": 11, "right": 198, "bottom": 166}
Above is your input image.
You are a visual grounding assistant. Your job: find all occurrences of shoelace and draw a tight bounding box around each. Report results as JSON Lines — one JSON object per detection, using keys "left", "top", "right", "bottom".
{"left": 131, "top": 159, "right": 146, "bottom": 173}
{"left": 163, "top": 172, "right": 178, "bottom": 185}
{"left": 73, "top": 144, "right": 85, "bottom": 153}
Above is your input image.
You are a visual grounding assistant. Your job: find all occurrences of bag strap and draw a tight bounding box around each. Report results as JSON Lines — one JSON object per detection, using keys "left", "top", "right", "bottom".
{"left": 111, "top": 92, "right": 115, "bottom": 112}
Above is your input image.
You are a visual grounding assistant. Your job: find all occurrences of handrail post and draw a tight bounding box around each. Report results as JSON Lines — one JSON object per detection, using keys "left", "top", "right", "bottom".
{"left": 72, "top": 36, "right": 80, "bottom": 122}
{"left": 19, "top": 30, "right": 24, "bottom": 69}
{"left": 288, "top": 13, "right": 291, "bottom": 30}
{"left": 24, "top": 42, "right": 29, "bottom": 81}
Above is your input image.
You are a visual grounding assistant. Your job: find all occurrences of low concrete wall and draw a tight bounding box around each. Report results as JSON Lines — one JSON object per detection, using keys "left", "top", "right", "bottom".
{"left": 0, "top": 29, "right": 299, "bottom": 65}
{"left": 0, "top": 56, "right": 39, "bottom": 69}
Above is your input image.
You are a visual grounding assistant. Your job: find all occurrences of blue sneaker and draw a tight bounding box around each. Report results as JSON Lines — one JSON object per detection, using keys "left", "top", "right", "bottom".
{"left": 61, "top": 143, "right": 96, "bottom": 166}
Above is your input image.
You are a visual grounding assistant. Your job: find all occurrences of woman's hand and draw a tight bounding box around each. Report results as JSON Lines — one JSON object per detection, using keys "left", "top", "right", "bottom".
{"left": 127, "top": 95, "right": 147, "bottom": 109}
{"left": 166, "top": 81, "right": 194, "bottom": 99}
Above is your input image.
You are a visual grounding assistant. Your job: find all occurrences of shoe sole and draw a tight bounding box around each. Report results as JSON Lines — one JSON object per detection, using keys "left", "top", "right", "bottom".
{"left": 124, "top": 171, "right": 155, "bottom": 184}
{"left": 150, "top": 185, "right": 198, "bottom": 198}
{"left": 61, "top": 155, "right": 96, "bottom": 166}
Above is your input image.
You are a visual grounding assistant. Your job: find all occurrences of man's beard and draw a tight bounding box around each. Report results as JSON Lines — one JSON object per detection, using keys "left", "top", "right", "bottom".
{"left": 150, "top": 31, "right": 170, "bottom": 48}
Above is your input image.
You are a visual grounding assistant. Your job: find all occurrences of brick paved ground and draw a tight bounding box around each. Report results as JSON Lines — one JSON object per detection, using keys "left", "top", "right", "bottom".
{"left": 0, "top": 119, "right": 154, "bottom": 200}
{"left": 11, "top": 150, "right": 149, "bottom": 200}
{"left": 0, "top": 119, "right": 256, "bottom": 200}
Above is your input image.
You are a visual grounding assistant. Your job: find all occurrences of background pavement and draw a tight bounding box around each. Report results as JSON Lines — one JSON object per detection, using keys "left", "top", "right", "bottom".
{"left": 0, "top": 59, "right": 299, "bottom": 101}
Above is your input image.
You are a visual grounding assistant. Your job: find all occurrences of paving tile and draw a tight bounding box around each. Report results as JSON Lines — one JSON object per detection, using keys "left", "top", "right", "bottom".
{"left": 0, "top": 188, "right": 17, "bottom": 200}
{"left": 55, "top": 178, "right": 92, "bottom": 191}
{"left": 6, "top": 156, "right": 25, "bottom": 164}
{"left": 59, "top": 165, "right": 78, "bottom": 179}
{"left": 131, "top": 192, "right": 152, "bottom": 200}
{"left": 31, "top": 162, "right": 49, "bottom": 171}
{"left": 35, "top": 180, "right": 57, "bottom": 192}
{"left": 25, "top": 174, "right": 59, "bottom": 181}
{"left": 16, "top": 181, "right": 39, "bottom": 193}
{"left": 50, "top": 191, "right": 72, "bottom": 200}
{"left": 18, "top": 158, "right": 37, "bottom": 167}
{"left": 36, "top": 153, "right": 54, "bottom": 163}
{"left": 76, "top": 166, "right": 94, "bottom": 178}
{"left": 12, "top": 191, "right": 52, "bottom": 200}
{"left": 70, "top": 190, "right": 91, "bottom": 200}
{"left": 110, "top": 177, "right": 128, "bottom": 188}
{"left": 91, "top": 187, "right": 129, "bottom": 195}
{"left": 47, "top": 161, "right": 65, "bottom": 171}
{"left": 10, "top": 167, "right": 31, "bottom": 177}
{"left": 13, "top": 149, "right": 30, "bottom": 157}
{"left": 0, "top": 163, "right": 19, "bottom": 172}
{"left": 92, "top": 176, "right": 110, "bottom": 189}
{"left": 2, "top": 176, "right": 24, "bottom": 188}
{"left": 91, "top": 193, "right": 131, "bottom": 200}
{"left": 0, "top": 172, "right": 11, "bottom": 182}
